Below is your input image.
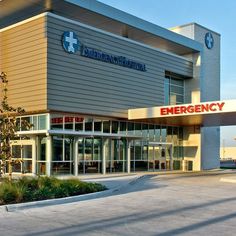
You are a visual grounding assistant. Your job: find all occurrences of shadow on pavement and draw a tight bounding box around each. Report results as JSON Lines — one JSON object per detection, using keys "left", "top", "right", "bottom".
{"left": 24, "top": 194, "right": 236, "bottom": 236}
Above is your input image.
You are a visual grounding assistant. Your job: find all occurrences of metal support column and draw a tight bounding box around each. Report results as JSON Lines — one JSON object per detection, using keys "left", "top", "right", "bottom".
{"left": 102, "top": 138, "right": 108, "bottom": 175}
{"left": 46, "top": 136, "right": 52, "bottom": 176}
{"left": 126, "top": 139, "right": 131, "bottom": 173}
{"left": 74, "top": 138, "right": 78, "bottom": 176}
{"left": 170, "top": 144, "right": 173, "bottom": 171}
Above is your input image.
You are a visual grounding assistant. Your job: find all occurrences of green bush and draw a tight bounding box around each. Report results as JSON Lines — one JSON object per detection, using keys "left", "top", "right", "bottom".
{"left": 0, "top": 183, "right": 18, "bottom": 204}
{"left": 0, "top": 177, "right": 107, "bottom": 205}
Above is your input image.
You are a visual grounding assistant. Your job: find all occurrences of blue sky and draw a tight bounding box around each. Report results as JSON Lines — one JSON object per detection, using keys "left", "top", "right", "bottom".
{"left": 98, "top": 0, "right": 236, "bottom": 146}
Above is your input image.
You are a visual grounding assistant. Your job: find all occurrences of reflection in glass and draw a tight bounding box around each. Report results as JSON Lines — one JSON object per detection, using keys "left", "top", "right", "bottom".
{"left": 75, "top": 119, "right": 83, "bottom": 131}
{"left": 120, "top": 122, "right": 127, "bottom": 134}
{"left": 78, "top": 138, "right": 102, "bottom": 174}
{"left": 22, "top": 145, "right": 32, "bottom": 159}
{"left": 135, "top": 123, "right": 142, "bottom": 136}
{"left": 94, "top": 120, "right": 102, "bottom": 132}
{"left": 112, "top": 121, "right": 119, "bottom": 133}
{"left": 39, "top": 115, "right": 46, "bottom": 129}
{"left": 155, "top": 125, "right": 161, "bottom": 142}
{"left": 161, "top": 126, "right": 166, "bottom": 142}
{"left": 127, "top": 122, "right": 134, "bottom": 135}
{"left": 142, "top": 124, "right": 148, "bottom": 138}
{"left": 149, "top": 124, "right": 154, "bottom": 141}
{"left": 12, "top": 145, "right": 21, "bottom": 159}
{"left": 52, "top": 137, "right": 63, "bottom": 161}
{"left": 38, "top": 137, "right": 46, "bottom": 161}
{"left": 84, "top": 138, "right": 93, "bottom": 161}
{"left": 85, "top": 119, "right": 93, "bottom": 132}
{"left": 64, "top": 138, "right": 72, "bottom": 161}
{"left": 52, "top": 162, "right": 73, "bottom": 175}
{"left": 103, "top": 121, "right": 110, "bottom": 133}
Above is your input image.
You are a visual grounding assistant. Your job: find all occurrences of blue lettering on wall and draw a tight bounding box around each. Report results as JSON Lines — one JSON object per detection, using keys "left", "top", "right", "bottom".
{"left": 62, "top": 32, "right": 147, "bottom": 72}
{"left": 80, "top": 45, "right": 146, "bottom": 72}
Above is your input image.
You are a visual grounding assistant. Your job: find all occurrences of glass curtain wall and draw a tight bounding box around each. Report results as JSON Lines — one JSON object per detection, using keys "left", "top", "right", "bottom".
{"left": 48, "top": 114, "right": 184, "bottom": 174}
{"left": 164, "top": 73, "right": 185, "bottom": 105}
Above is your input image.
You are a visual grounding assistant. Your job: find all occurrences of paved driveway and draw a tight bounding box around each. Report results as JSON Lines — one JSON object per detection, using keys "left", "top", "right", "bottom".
{"left": 1, "top": 171, "right": 236, "bottom": 236}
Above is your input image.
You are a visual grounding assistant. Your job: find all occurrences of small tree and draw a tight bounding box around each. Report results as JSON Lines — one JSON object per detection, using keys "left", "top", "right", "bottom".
{"left": 0, "top": 72, "right": 31, "bottom": 181}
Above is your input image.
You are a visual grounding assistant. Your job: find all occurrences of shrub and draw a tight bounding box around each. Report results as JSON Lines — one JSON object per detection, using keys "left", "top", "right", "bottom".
{"left": 0, "top": 177, "right": 107, "bottom": 205}
{"left": 0, "top": 184, "right": 17, "bottom": 204}
{"left": 37, "top": 176, "right": 59, "bottom": 189}
{"left": 17, "top": 177, "right": 38, "bottom": 191}
{"left": 32, "top": 187, "right": 54, "bottom": 201}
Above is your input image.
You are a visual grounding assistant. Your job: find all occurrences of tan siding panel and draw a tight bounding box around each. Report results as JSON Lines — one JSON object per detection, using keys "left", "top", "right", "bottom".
{"left": 1, "top": 16, "right": 47, "bottom": 112}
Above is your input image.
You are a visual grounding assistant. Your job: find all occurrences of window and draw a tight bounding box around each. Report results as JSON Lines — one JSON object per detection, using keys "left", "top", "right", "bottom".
{"left": 164, "top": 73, "right": 185, "bottom": 105}
{"left": 85, "top": 118, "right": 93, "bottom": 132}
{"left": 112, "top": 121, "right": 119, "bottom": 133}
{"left": 103, "top": 121, "right": 110, "bottom": 133}
{"left": 38, "top": 115, "right": 47, "bottom": 129}
{"left": 94, "top": 120, "right": 102, "bottom": 132}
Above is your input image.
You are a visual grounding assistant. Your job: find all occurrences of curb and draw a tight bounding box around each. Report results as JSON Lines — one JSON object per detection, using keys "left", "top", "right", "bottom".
{"left": 220, "top": 177, "right": 236, "bottom": 183}
{"left": 0, "top": 189, "right": 113, "bottom": 212}
{"left": 0, "top": 205, "right": 7, "bottom": 213}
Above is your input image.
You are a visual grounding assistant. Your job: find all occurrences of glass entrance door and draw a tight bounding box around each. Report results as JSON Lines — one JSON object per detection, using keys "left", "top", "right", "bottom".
{"left": 148, "top": 143, "right": 172, "bottom": 171}
{"left": 10, "top": 140, "right": 35, "bottom": 174}
{"left": 106, "top": 139, "right": 127, "bottom": 173}
{"left": 77, "top": 138, "right": 102, "bottom": 174}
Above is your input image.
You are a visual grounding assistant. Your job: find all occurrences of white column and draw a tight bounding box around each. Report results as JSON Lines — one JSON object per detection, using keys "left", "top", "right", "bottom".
{"left": 31, "top": 138, "right": 37, "bottom": 176}
{"left": 46, "top": 136, "right": 52, "bottom": 176}
{"left": 170, "top": 145, "right": 173, "bottom": 171}
{"left": 46, "top": 113, "right": 50, "bottom": 130}
{"left": 126, "top": 139, "right": 131, "bottom": 173}
{"left": 102, "top": 138, "right": 107, "bottom": 175}
{"left": 74, "top": 138, "right": 78, "bottom": 176}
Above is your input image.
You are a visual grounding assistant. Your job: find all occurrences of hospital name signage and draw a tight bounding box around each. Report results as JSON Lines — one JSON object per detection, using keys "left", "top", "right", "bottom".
{"left": 81, "top": 46, "right": 146, "bottom": 72}
{"left": 160, "top": 102, "right": 225, "bottom": 116}
{"left": 62, "top": 31, "right": 146, "bottom": 72}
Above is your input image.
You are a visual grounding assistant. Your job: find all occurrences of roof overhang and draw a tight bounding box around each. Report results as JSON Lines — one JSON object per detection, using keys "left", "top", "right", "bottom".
{"left": 128, "top": 100, "right": 236, "bottom": 127}
{"left": 0, "top": 0, "right": 202, "bottom": 55}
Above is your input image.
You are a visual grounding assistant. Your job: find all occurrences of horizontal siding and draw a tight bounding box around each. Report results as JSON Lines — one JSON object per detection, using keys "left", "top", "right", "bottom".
{"left": 1, "top": 17, "right": 47, "bottom": 112}
{"left": 48, "top": 21, "right": 193, "bottom": 75}
{"left": 47, "top": 15, "right": 193, "bottom": 118}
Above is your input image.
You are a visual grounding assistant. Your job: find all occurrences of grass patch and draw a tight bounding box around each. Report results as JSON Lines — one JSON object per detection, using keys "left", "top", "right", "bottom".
{"left": 0, "top": 177, "right": 107, "bottom": 205}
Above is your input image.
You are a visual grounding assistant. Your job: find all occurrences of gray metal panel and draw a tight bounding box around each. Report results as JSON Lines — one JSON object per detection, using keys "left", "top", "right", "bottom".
{"left": 47, "top": 15, "right": 193, "bottom": 118}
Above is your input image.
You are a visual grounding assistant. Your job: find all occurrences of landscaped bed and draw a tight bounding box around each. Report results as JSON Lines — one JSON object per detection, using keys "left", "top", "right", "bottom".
{"left": 0, "top": 177, "right": 107, "bottom": 205}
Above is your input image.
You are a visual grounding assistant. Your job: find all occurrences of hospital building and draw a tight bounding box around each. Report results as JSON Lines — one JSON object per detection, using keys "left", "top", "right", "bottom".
{"left": 1, "top": 0, "right": 232, "bottom": 176}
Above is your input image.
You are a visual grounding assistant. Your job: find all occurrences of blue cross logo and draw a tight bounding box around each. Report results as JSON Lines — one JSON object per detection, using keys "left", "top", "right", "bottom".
{"left": 62, "top": 31, "right": 80, "bottom": 53}
{"left": 205, "top": 32, "right": 214, "bottom": 49}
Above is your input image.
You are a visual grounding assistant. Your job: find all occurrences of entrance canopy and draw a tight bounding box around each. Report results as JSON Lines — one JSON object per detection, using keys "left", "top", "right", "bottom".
{"left": 128, "top": 100, "right": 236, "bottom": 127}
